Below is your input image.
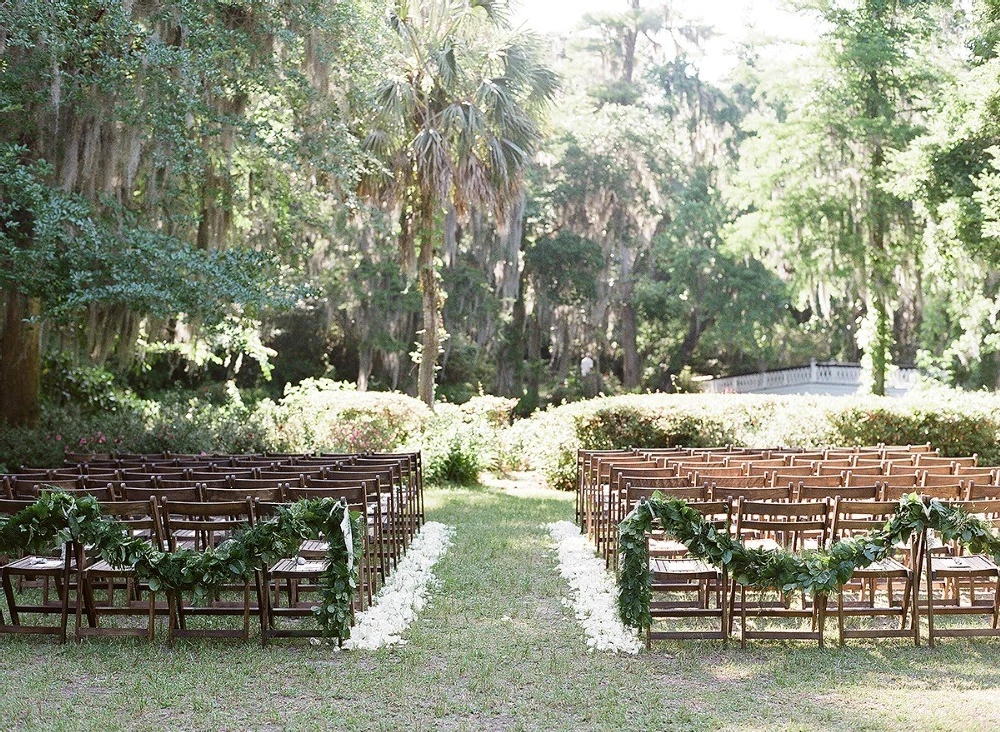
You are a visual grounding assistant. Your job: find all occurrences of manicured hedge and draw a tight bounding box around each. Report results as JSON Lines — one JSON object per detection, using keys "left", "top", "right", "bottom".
{"left": 506, "top": 392, "right": 1000, "bottom": 491}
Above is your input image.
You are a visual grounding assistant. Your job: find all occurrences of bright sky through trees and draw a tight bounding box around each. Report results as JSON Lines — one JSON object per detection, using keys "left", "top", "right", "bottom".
{"left": 513, "top": 0, "right": 817, "bottom": 80}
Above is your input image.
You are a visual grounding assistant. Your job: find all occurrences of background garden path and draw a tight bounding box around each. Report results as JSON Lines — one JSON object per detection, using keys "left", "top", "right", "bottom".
{"left": 1, "top": 476, "right": 999, "bottom": 730}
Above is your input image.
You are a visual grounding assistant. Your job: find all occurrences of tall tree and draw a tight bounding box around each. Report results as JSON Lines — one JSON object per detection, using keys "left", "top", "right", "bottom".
{"left": 0, "top": 0, "right": 378, "bottom": 425}
{"left": 729, "top": 0, "right": 949, "bottom": 394}
{"left": 360, "top": 0, "right": 555, "bottom": 407}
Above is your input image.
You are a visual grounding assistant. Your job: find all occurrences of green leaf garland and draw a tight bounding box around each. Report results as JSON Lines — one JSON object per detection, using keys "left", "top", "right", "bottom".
{"left": 617, "top": 493, "right": 1000, "bottom": 630}
{"left": 0, "top": 492, "right": 363, "bottom": 639}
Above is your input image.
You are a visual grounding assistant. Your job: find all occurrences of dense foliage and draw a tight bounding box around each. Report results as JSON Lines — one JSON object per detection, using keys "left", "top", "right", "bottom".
{"left": 0, "top": 491, "right": 363, "bottom": 639}
{"left": 618, "top": 492, "right": 1000, "bottom": 630}
{"left": 5, "top": 0, "right": 1000, "bottom": 429}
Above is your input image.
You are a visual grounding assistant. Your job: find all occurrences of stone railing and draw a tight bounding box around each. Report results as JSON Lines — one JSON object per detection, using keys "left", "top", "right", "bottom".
{"left": 701, "top": 361, "right": 919, "bottom": 396}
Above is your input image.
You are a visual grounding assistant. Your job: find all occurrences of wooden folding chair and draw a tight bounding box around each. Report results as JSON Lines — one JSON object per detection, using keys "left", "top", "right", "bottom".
{"left": 162, "top": 498, "right": 256, "bottom": 643}
{"left": 257, "top": 492, "right": 365, "bottom": 646}
{"left": 832, "top": 499, "right": 919, "bottom": 645}
{"left": 647, "top": 498, "right": 732, "bottom": 647}
{"left": 919, "top": 499, "right": 1000, "bottom": 647}
{"left": 75, "top": 498, "right": 165, "bottom": 641}
{"left": 0, "top": 499, "right": 78, "bottom": 643}
{"left": 730, "top": 498, "right": 831, "bottom": 647}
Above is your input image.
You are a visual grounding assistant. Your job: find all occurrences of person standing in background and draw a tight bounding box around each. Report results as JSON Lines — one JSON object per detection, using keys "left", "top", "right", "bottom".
{"left": 580, "top": 352, "right": 596, "bottom": 398}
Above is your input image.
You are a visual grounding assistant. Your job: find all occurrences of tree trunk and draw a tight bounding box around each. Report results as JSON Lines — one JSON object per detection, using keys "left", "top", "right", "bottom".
{"left": 416, "top": 193, "right": 440, "bottom": 408}
{"left": 666, "top": 310, "right": 713, "bottom": 392}
{"left": 496, "top": 289, "right": 525, "bottom": 397}
{"left": 0, "top": 291, "right": 42, "bottom": 427}
{"left": 870, "top": 296, "right": 890, "bottom": 397}
{"left": 620, "top": 300, "right": 640, "bottom": 390}
{"left": 357, "top": 345, "right": 373, "bottom": 392}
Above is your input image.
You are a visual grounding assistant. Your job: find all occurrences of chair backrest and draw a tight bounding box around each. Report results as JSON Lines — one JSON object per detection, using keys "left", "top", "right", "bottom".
{"left": 610, "top": 467, "right": 687, "bottom": 492}
{"left": 624, "top": 483, "right": 707, "bottom": 511}
{"left": 286, "top": 484, "right": 367, "bottom": 511}
{"left": 917, "top": 463, "right": 959, "bottom": 476}
{"left": 814, "top": 459, "right": 853, "bottom": 472}
{"left": 683, "top": 498, "right": 732, "bottom": 532}
{"left": 787, "top": 452, "right": 829, "bottom": 465}
{"left": 230, "top": 477, "right": 292, "bottom": 492}
{"left": 160, "top": 498, "right": 253, "bottom": 552}
{"left": 691, "top": 467, "right": 746, "bottom": 480}
{"left": 880, "top": 473, "right": 919, "bottom": 489}
{"left": 0, "top": 498, "right": 42, "bottom": 517}
{"left": 919, "top": 484, "right": 963, "bottom": 500}
{"left": 921, "top": 472, "right": 968, "bottom": 488}
{"left": 965, "top": 481, "right": 1000, "bottom": 500}
{"left": 162, "top": 476, "right": 230, "bottom": 490}
{"left": 735, "top": 498, "right": 830, "bottom": 548}
{"left": 740, "top": 458, "right": 789, "bottom": 472}
{"left": 943, "top": 499, "right": 1000, "bottom": 528}
{"left": 796, "top": 474, "right": 844, "bottom": 489}
{"left": 121, "top": 483, "right": 203, "bottom": 503}
{"left": 831, "top": 499, "right": 903, "bottom": 540}
{"left": 593, "top": 457, "right": 655, "bottom": 482}
{"left": 9, "top": 477, "right": 81, "bottom": 498}
{"left": 325, "top": 468, "right": 393, "bottom": 490}
{"left": 206, "top": 485, "right": 284, "bottom": 502}
{"left": 770, "top": 466, "right": 815, "bottom": 480}
{"left": 839, "top": 464, "right": 882, "bottom": 477}
{"left": 798, "top": 484, "right": 880, "bottom": 502}
{"left": 96, "top": 498, "right": 165, "bottom": 551}
{"left": 709, "top": 484, "right": 791, "bottom": 502}
{"left": 957, "top": 464, "right": 998, "bottom": 477}
{"left": 302, "top": 476, "right": 378, "bottom": 494}
{"left": 36, "top": 484, "right": 116, "bottom": 501}
{"left": 189, "top": 469, "right": 253, "bottom": 481}
{"left": 916, "top": 453, "right": 977, "bottom": 469}
{"left": 704, "top": 475, "right": 769, "bottom": 490}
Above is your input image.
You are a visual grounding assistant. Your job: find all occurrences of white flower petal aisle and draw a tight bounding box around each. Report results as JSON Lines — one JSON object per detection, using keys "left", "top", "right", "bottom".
{"left": 546, "top": 520, "right": 642, "bottom": 654}
{"left": 342, "top": 521, "right": 456, "bottom": 650}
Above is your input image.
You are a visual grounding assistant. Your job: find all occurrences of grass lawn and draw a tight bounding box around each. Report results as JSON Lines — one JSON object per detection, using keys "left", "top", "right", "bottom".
{"left": 2, "top": 476, "right": 999, "bottom": 731}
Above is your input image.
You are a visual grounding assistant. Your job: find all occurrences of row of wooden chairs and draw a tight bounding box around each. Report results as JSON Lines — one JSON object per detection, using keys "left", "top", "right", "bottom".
{"left": 0, "top": 451, "right": 424, "bottom": 645}
{"left": 636, "top": 491, "right": 1000, "bottom": 648}
{"left": 576, "top": 445, "right": 990, "bottom": 570}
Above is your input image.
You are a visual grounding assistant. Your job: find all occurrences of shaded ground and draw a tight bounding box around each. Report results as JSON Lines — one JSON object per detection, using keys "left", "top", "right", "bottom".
{"left": 1, "top": 475, "right": 999, "bottom": 731}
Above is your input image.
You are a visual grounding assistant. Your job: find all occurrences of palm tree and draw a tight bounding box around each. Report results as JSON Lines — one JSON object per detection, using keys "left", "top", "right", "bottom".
{"left": 361, "top": 0, "right": 556, "bottom": 407}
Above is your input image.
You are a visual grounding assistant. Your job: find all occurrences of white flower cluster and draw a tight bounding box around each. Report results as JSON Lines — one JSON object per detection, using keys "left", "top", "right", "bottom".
{"left": 546, "top": 520, "right": 642, "bottom": 655}
{"left": 341, "top": 521, "right": 456, "bottom": 650}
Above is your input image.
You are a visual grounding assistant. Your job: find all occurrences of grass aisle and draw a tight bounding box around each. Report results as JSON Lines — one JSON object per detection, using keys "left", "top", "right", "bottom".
{"left": 1, "top": 477, "right": 1000, "bottom": 730}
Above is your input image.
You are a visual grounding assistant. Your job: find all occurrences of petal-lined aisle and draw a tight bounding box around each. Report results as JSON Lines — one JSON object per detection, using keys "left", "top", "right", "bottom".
{"left": 343, "top": 521, "right": 455, "bottom": 650}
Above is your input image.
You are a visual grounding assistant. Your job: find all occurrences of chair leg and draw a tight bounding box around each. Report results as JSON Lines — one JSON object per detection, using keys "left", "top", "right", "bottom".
{"left": 147, "top": 590, "right": 157, "bottom": 642}
{"left": 2, "top": 569, "right": 20, "bottom": 624}
{"left": 838, "top": 590, "right": 845, "bottom": 647}
{"left": 924, "top": 541, "right": 935, "bottom": 649}
{"left": 816, "top": 593, "right": 825, "bottom": 649}
{"left": 740, "top": 585, "right": 747, "bottom": 650}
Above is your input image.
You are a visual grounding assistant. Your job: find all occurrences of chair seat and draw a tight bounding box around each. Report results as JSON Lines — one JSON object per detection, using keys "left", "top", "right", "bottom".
{"left": 648, "top": 538, "right": 688, "bottom": 556}
{"left": 930, "top": 554, "right": 999, "bottom": 578}
{"left": 742, "top": 537, "right": 780, "bottom": 552}
{"left": 853, "top": 557, "right": 910, "bottom": 577}
{"left": 269, "top": 557, "right": 328, "bottom": 578}
{"left": 650, "top": 557, "right": 720, "bottom": 579}
{"left": 4, "top": 556, "right": 68, "bottom": 572}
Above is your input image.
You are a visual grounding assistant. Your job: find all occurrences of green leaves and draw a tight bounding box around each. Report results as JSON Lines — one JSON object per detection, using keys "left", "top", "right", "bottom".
{"left": 0, "top": 492, "right": 363, "bottom": 640}
{"left": 617, "top": 493, "right": 1000, "bottom": 630}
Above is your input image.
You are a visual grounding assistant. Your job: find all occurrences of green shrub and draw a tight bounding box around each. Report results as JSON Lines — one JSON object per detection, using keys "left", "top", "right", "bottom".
{"left": 420, "top": 396, "right": 517, "bottom": 485}
{"left": 257, "top": 378, "right": 429, "bottom": 454}
{"left": 506, "top": 391, "right": 1000, "bottom": 490}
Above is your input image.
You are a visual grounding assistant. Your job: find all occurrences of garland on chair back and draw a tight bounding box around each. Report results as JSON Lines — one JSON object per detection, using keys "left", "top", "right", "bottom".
{"left": 617, "top": 494, "right": 1000, "bottom": 630}
{"left": 0, "top": 491, "right": 364, "bottom": 640}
